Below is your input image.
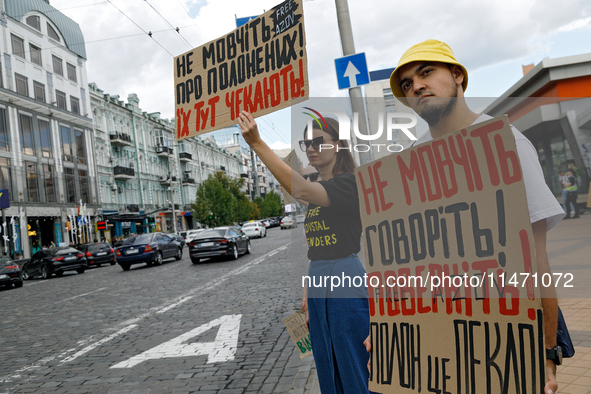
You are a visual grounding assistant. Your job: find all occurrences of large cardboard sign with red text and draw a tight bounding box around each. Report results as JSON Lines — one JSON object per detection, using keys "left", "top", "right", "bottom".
{"left": 355, "top": 116, "right": 545, "bottom": 393}
{"left": 174, "top": 0, "right": 308, "bottom": 140}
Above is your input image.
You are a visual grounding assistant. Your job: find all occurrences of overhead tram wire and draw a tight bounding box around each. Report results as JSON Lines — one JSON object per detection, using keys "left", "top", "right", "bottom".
{"left": 18, "top": 26, "right": 197, "bottom": 59}
{"left": 260, "top": 118, "right": 290, "bottom": 144}
{"left": 106, "top": 0, "right": 173, "bottom": 57}
{"left": 143, "top": 0, "right": 194, "bottom": 49}
{"left": 172, "top": 0, "right": 210, "bottom": 42}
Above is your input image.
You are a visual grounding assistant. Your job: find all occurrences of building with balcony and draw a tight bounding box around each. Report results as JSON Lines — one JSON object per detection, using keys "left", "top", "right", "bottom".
{"left": 0, "top": 0, "right": 98, "bottom": 257}
{"left": 207, "top": 126, "right": 282, "bottom": 200}
{"left": 90, "top": 85, "right": 241, "bottom": 237}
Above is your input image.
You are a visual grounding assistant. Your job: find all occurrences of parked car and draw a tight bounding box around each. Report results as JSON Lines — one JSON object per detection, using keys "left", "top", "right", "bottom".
{"left": 0, "top": 256, "right": 23, "bottom": 288}
{"left": 22, "top": 247, "right": 87, "bottom": 279}
{"left": 267, "top": 218, "right": 280, "bottom": 228}
{"left": 167, "top": 233, "right": 185, "bottom": 248}
{"left": 260, "top": 219, "right": 272, "bottom": 228}
{"left": 296, "top": 214, "right": 306, "bottom": 224}
{"left": 281, "top": 216, "right": 297, "bottom": 229}
{"left": 76, "top": 242, "right": 116, "bottom": 267}
{"left": 116, "top": 232, "right": 183, "bottom": 271}
{"left": 242, "top": 221, "right": 267, "bottom": 238}
{"left": 188, "top": 227, "right": 250, "bottom": 264}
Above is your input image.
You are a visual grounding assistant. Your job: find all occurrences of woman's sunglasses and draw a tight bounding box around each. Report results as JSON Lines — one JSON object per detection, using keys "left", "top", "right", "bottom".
{"left": 303, "top": 172, "right": 319, "bottom": 182}
{"left": 299, "top": 136, "right": 329, "bottom": 152}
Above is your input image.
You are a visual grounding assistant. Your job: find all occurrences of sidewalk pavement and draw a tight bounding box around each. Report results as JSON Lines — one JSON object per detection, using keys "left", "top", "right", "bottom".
{"left": 549, "top": 212, "right": 591, "bottom": 394}
{"left": 296, "top": 211, "right": 591, "bottom": 394}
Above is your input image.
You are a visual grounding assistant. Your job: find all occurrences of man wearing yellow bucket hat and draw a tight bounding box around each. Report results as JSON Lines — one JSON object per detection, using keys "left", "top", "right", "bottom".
{"left": 364, "top": 39, "right": 564, "bottom": 394}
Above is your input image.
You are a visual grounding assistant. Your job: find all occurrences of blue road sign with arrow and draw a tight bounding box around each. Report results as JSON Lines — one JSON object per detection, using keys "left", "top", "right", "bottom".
{"left": 334, "top": 53, "right": 370, "bottom": 90}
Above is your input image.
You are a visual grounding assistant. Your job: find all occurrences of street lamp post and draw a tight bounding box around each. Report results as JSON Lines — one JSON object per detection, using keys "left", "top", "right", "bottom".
{"left": 167, "top": 145, "right": 178, "bottom": 234}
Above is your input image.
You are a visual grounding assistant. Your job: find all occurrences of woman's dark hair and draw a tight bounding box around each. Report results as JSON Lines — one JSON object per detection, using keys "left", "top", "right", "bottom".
{"left": 304, "top": 117, "right": 356, "bottom": 177}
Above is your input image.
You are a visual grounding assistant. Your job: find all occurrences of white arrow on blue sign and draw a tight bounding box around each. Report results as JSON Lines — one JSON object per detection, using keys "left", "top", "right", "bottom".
{"left": 334, "top": 53, "right": 370, "bottom": 90}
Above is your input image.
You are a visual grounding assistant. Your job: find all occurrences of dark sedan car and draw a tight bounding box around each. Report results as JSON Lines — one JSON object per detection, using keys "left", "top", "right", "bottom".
{"left": 116, "top": 232, "right": 182, "bottom": 271}
{"left": 0, "top": 256, "right": 23, "bottom": 289}
{"left": 188, "top": 227, "right": 250, "bottom": 264}
{"left": 167, "top": 233, "right": 185, "bottom": 248}
{"left": 76, "top": 242, "right": 116, "bottom": 267}
{"left": 22, "top": 247, "right": 87, "bottom": 279}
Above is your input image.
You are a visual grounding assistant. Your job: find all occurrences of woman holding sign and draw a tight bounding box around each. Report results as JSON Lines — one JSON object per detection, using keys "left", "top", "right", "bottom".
{"left": 239, "top": 110, "right": 371, "bottom": 394}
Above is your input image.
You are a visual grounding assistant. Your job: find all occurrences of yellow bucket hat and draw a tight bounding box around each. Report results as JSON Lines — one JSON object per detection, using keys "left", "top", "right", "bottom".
{"left": 389, "top": 39, "right": 468, "bottom": 106}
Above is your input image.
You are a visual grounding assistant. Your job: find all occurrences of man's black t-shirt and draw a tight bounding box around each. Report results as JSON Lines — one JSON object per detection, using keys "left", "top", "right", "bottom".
{"left": 305, "top": 172, "right": 362, "bottom": 261}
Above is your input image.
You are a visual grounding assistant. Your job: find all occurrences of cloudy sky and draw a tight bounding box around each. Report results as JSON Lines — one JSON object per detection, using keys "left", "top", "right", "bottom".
{"left": 51, "top": 0, "right": 591, "bottom": 148}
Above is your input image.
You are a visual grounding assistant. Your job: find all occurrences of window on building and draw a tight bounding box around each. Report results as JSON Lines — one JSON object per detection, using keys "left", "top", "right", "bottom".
{"left": 39, "top": 119, "right": 52, "bottom": 158}
{"left": 103, "top": 183, "right": 111, "bottom": 204}
{"left": 43, "top": 164, "right": 56, "bottom": 202}
{"left": 0, "top": 158, "right": 11, "bottom": 200}
{"left": 25, "top": 161, "right": 39, "bottom": 202}
{"left": 20, "top": 114, "right": 35, "bottom": 156}
{"left": 29, "top": 44, "right": 42, "bottom": 66}
{"left": 56, "top": 90, "right": 66, "bottom": 109}
{"left": 11, "top": 34, "right": 25, "bottom": 58}
{"left": 0, "top": 108, "right": 9, "bottom": 152}
{"left": 15, "top": 73, "right": 28, "bottom": 96}
{"left": 47, "top": 23, "right": 60, "bottom": 42}
{"left": 75, "top": 129, "right": 86, "bottom": 164}
{"left": 60, "top": 125, "right": 73, "bottom": 162}
{"left": 70, "top": 97, "right": 80, "bottom": 114}
{"left": 33, "top": 81, "right": 45, "bottom": 102}
{"left": 26, "top": 15, "right": 41, "bottom": 30}
{"left": 66, "top": 63, "right": 77, "bottom": 82}
{"left": 79, "top": 169, "right": 89, "bottom": 203}
{"left": 52, "top": 55, "right": 63, "bottom": 76}
{"left": 64, "top": 167, "right": 75, "bottom": 203}
{"left": 155, "top": 129, "right": 165, "bottom": 147}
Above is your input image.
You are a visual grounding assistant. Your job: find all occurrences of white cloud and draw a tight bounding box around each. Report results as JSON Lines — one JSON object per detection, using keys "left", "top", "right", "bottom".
{"left": 269, "top": 141, "right": 291, "bottom": 150}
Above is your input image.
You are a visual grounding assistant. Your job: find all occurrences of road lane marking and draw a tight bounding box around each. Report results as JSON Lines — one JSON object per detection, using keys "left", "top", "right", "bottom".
{"left": 56, "top": 287, "right": 107, "bottom": 304}
{"left": 111, "top": 315, "right": 241, "bottom": 368}
{"left": 0, "top": 242, "right": 290, "bottom": 382}
{"left": 24, "top": 280, "right": 49, "bottom": 287}
{"left": 60, "top": 324, "right": 138, "bottom": 365}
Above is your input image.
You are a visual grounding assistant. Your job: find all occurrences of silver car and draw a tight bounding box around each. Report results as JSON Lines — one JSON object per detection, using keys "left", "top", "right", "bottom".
{"left": 242, "top": 222, "right": 267, "bottom": 238}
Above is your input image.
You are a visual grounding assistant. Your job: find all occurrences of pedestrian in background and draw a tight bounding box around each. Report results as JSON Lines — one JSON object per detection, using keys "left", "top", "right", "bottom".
{"left": 239, "top": 111, "right": 372, "bottom": 394}
{"left": 564, "top": 169, "right": 580, "bottom": 219}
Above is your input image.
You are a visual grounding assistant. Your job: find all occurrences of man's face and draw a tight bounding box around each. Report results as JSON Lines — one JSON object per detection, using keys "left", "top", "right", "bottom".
{"left": 397, "top": 61, "right": 462, "bottom": 126}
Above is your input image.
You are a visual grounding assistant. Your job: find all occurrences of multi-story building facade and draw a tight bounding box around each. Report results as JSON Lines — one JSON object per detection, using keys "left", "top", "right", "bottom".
{"left": 485, "top": 53, "right": 591, "bottom": 200}
{"left": 90, "top": 84, "right": 241, "bottom": 238}
{"left": 208, "top": 126, "right": 282, "bottom": 200}
{"left": 0, "top": 0, "right": 97, "bottom": 257}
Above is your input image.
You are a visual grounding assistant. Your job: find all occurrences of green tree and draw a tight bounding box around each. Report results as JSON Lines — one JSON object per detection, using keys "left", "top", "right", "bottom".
{"left": 191, "top": 172, "right": 253, "bottom": 226}
{"left": 257, "top": 191, "right": 283, "bottom": 218}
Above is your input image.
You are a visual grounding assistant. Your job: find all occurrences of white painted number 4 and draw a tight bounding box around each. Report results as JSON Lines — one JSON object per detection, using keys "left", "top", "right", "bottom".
{"left": 111, "top": 314, "right": 242, "bottom": 368}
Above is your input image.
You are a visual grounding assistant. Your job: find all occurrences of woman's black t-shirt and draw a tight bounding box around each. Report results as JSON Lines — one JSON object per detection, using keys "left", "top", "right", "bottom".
{"left": 305, "top": 172, "right": 362, "bottom": 261}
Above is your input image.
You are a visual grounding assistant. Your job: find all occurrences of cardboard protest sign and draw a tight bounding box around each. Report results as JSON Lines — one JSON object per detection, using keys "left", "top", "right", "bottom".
{"left": 282, "top": 149, "right": 299, "bottom": 204}
{"left": 355, "top": 116, "right": 545, "bottom": 394}
{"left": 283, "top": 309, "right": 312, "bottom": 359}
{"left": 174, "top": 0, "right": 308, "bottom": 141}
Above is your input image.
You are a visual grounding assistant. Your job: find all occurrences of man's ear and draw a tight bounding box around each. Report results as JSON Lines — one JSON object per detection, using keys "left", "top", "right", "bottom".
{"left": 450, "top": 65, "right": 465, "bottom": 88}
